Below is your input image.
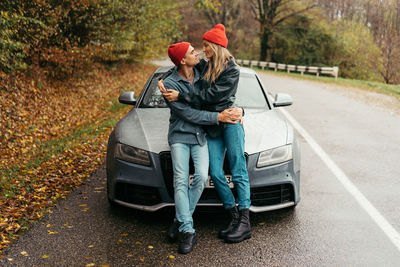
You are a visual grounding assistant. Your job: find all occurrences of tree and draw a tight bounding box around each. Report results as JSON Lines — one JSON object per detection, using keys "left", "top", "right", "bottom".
{"left": 249, "top": 0, "right": 316, "bottom": 61}
{"left": 0, "top": 0, "right": 182, "bottom": 76}
{"left": 194, "top": 0, "right": 243, "bottom": 52}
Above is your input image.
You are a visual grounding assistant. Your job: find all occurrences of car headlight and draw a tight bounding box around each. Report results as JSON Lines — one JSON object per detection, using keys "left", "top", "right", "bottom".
{"left": 257, "top": 144, "right": 293, "bottom": 168}
{"left": 115, "top": 143, "right": 151, "bottom": 166}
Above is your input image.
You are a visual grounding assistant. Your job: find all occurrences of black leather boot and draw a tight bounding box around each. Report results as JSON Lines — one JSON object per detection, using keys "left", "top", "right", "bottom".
{"left": 224, "top": 208, "right": 251, "bottom": 243}
{"left": 167, "top": 218, "right": 181, "bottom": 242}
{"left": 178, "top": 232, "right": 197, "bottom": 254}
{"left": 218, "top": 206, "right": 239, "bottom": 239}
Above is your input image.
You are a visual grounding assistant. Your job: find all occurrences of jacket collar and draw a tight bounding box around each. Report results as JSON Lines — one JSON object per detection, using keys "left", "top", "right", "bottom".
{"left": 170, "top": 66, "right": 200, "bottom": 84}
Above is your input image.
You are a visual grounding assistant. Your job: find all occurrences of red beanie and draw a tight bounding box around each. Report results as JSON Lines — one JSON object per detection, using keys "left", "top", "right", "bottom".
{"left": 202, "top": 24, "right": 228, "bottom": 48}
{"left": 168, "top": 42, "right": 190, "bottom": 66}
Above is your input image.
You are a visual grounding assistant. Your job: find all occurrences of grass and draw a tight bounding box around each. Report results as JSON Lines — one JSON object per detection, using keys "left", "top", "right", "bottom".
{"left": 253, "top": 67, "right": 400, "bottom": 100}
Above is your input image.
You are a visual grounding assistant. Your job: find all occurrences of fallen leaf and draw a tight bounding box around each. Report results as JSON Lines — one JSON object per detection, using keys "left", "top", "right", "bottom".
{"left": 46, "top": 224, "right": 51, "bottom": 228}
{"left": 64, "top": 207, "right": 70, "bottom": 210}
{"left": 127, "top": 254, "right": 133, "bottom": 257}
{"left": 121, "top": 233, "right": 128, "bottom": 237}
{"left": 148, "top": 245, "right": 153, "bottom": 249}
{"left": 88, "top": 245, "right": 94, "bottom": 248}
{"left": 258, "top": 222, "right": 265, "bottom": 226}
{"left": 135, "top": 241, "right": 142, "bottom": 245}
{"left": 139, "top": 258, "right": 144, "bottom": 262}
{"left": 85, "top": 264, "right": 95, "bottom": 267}
{"left": 169, "top": 255, "right": 175, "bottom": 259}
{"left": 42, "top": 255, "right": 49, "bottom": 259}
{"left": 48, "top": 230, "right": 58, "bottom": 234}
{"left": 118, "top": 239, "right": 123, "bottom": 243}
{"left": 21, "top": 251, "right": 29, "bottom": 256}
{"left": 7, "top": 258, "right": 13, "bottom": 261}
{"left": 79, "top": 204, "right": 87, "bottom": 207}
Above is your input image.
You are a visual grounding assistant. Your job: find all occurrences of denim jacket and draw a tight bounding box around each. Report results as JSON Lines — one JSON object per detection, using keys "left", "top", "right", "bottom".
{"left": 164, "top": 67, "right": 220, "bottom": 146}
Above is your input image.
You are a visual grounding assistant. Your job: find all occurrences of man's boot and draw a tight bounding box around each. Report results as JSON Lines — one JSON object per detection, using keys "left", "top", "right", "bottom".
{"left": 224, "top": 208, "right": 251, "bottom": 243}
{"left": 218, "top": 206, "right": 239, "bottom": 239}
{"left": 178, "top": 232, "right": 197, "bottom": 254}
{"left": 167, "top": 218, "right": 181, "bottom": 242}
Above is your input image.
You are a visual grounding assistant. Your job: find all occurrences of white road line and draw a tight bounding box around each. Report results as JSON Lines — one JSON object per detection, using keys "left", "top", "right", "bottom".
{"left": 279, "top": 107, "right": 400, "bottom": 253}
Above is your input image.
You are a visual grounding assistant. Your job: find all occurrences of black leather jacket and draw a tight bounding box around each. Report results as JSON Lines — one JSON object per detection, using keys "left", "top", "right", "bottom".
{"left": 178, "top": 58, "right": 239, "bottom": 112}
{"left": 161, "top": 57, "right": 240, "bottom": 138}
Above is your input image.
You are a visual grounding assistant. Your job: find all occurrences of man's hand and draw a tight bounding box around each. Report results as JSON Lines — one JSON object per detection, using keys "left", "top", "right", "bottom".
{"left": 163, "top": 89, "right": 179, "bottom": 102}
{"left": 217, "top": 107, "right": 243, "bottom": 124}
{"left": 158, "top": 79, "right": 167, "bottom": 94}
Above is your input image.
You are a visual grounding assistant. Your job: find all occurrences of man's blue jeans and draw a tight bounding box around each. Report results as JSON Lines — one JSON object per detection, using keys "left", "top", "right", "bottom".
{"left": 170, "top": 142, "right": 209, "bottom": 233}
{"left": 207, "top": 123, "right": 251, "bottom": 210}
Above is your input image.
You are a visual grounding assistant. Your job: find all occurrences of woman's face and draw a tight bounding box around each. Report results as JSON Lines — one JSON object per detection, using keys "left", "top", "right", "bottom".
{"left": 202, "top": 41, "right": 214, "bottom": 59}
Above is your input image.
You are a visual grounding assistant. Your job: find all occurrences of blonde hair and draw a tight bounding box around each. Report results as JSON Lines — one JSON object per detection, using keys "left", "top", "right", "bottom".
{"left": 203, "top": 41, "right": 235, "bottom": 83}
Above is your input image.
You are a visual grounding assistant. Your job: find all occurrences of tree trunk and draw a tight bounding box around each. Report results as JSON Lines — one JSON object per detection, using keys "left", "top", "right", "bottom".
{"left": 259, "top": 27, "right": 271, "bottom": 61}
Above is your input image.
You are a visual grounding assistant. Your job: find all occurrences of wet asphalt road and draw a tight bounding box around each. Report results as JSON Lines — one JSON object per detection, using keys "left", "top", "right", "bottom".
{"left": 2, "top": 69, "right": 400, "bottom": 266}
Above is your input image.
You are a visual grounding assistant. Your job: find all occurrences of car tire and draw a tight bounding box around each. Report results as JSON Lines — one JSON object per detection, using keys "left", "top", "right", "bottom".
{"left": 106, "top": 130, "right": 118, "bottom": 208}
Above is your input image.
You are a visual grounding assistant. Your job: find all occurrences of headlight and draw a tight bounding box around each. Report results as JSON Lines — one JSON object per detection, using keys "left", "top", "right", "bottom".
{"left": 115, "top": 143, "right": 151, "bottom": 166}
{"left": 257, "top": 144, "right": 292, "bottom": 168}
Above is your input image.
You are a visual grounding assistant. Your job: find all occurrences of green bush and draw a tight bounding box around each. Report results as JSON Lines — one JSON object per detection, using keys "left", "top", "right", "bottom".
{"left": 0, "top": 0, "right": 182, "bottom": 75}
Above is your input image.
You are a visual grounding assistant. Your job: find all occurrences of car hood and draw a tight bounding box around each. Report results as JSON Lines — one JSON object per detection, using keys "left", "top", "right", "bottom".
{"left": 115, "top": 108, "right": 288, "bottom": 155}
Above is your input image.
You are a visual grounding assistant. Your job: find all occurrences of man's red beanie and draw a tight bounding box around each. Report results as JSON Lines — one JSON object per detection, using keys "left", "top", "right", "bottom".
{"left": 202, "top": 24, "right": 228, "bottom": 48}
{"left": 168, "top": 42, "right": 190, "bottom": 66}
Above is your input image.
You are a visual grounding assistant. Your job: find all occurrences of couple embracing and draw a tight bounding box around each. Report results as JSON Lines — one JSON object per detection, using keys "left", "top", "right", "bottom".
{"left": 159, "top": 24, "right": 251, "bottom": 254}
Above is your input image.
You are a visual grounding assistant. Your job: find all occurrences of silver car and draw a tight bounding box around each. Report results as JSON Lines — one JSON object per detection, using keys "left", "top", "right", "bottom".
{"left": 106, "top": 66, "right": 300, "bottom": 212}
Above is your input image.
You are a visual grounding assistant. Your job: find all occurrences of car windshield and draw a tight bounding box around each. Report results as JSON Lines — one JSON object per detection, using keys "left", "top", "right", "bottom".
{"left": 139, "top": 71, "right": 269, "bottom": 109}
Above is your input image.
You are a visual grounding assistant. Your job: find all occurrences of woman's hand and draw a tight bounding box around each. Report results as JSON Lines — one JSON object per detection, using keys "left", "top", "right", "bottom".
{"left": 158, "top": 79, "right": 179, "bottom": 102}
{"left": 158, "top": 79, "right": 167, "bottom": 93}
{"left": 218, "top": 107, "right": 243, "bottom": 124}
{"left": 163, "top": 89, "right": 179, "bottom": 102}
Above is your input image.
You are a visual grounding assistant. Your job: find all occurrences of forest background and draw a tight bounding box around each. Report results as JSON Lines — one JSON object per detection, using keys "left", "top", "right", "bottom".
{"left": 0, "top": 0, "right": 399, "bottom": 255}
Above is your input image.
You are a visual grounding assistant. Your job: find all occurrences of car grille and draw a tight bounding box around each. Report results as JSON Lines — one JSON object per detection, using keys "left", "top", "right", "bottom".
{"left": 114, "top": 182, "right": 162, "bottom": 205}
{"left": 250, "top": 184, "right": 294, "bottom": 206}
{"left": 159, "top": 151, "right": 245, "bottom": 201}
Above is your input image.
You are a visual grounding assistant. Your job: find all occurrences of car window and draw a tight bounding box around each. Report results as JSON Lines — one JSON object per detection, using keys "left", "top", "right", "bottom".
{"left": 235, "top": 73, "right": 269, "bottom": 108}
{"left": 139, "top": 73, "right": 168, "bottom": 108}
{"left": 139, "top": 72, "right": 269, "bottom": 109}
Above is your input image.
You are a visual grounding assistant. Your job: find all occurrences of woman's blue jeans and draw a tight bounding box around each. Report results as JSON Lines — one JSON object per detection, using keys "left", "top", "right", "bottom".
{"left": 170, "top": 142, "right": 209, "bottom": 233}
{"left": 207, "top": 123, "right": 251, "bottom": 211}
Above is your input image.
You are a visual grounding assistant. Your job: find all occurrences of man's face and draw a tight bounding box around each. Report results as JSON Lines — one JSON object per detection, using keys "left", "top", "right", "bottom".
{"left": 181, "top": 46, "right": 199, "bottom": 66}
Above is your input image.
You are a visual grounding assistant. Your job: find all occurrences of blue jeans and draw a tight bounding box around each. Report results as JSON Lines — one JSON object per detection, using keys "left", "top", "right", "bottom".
{"left": 170, "top": 142, "right": 209, "bottom": 233}
{"left": 207, "top": 123, "right": 251, "bottom": 210}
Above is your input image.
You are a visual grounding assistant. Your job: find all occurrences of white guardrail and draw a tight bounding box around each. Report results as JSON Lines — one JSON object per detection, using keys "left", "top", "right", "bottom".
{"left": 236, "top": 59, "right": 339, "bottom": 80}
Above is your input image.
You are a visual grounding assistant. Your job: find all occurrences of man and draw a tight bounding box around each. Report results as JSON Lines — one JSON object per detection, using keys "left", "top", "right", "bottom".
{"left": 163, "top": 42, "right": 241, "bottom": 254}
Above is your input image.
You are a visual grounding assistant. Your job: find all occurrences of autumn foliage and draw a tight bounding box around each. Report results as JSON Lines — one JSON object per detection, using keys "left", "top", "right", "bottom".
{"left": 0, "top": 63, "right": 157, "bottom": 254}
{"left": 0, "top": 0, "right": 180, "bottom": 255}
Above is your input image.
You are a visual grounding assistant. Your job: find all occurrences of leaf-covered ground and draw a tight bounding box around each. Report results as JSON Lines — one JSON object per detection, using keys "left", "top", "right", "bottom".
{"left": 0, "top": 63, "right": 156, "bottom": 255}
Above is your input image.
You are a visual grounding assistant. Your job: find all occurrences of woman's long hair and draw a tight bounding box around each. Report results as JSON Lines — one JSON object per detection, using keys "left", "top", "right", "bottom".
{"left": 203, "top": 40, "right": 235, "bottom": 83}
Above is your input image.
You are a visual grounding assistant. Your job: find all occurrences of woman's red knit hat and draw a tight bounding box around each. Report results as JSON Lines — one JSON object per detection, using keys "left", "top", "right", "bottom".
{"left": 202, "top": 24, "right": 228, "bottom": 48}
{"left": 168, "top": 42, "right": 190, "bottom": 66}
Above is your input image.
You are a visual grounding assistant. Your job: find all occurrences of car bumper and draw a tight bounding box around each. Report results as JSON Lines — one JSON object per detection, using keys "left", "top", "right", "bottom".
{"left": 114, "top": 199, "right": 296, "bottom": 212}
{"left": 107, "top": 152, "right": 300, "bottom": 213}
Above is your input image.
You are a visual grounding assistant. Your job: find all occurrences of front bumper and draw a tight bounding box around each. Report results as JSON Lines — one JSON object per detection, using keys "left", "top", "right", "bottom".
{"left": 107, "top": 151, "right": 300, "bottom": 213}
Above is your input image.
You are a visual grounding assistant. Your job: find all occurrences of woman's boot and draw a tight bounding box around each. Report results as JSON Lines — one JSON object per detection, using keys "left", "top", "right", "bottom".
{"left": 218, "top": 206, "right": 239, "bottom": 239}
{"left": 224, "top": 208, "right": 251, "bottom": 243}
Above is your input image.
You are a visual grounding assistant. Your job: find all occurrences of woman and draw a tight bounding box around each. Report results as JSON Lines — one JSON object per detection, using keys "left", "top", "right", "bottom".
{"left": 160, "top": 24, "right": 251, "bottom": 243}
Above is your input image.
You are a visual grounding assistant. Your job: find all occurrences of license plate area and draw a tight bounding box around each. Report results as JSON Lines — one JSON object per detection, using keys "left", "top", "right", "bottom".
{"left": 189, "top": 175, "right": 233, "bottom": 188}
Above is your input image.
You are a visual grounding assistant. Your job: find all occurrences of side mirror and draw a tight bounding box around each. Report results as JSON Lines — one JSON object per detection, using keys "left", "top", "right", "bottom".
{"left": 118, "top": 91, "right": 136, "bottom": 105}
{"left": 273, "top": 93, "right": 293, "bottom": 107}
